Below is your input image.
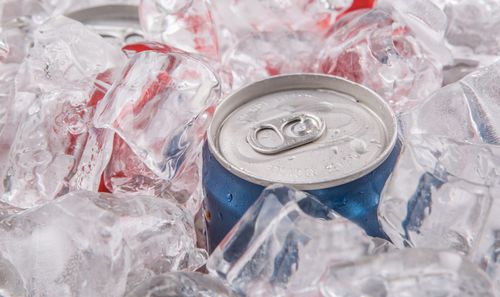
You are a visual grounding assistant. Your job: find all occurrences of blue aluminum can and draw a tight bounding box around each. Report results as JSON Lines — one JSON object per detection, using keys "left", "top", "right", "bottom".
{"left": 203, "top": 74, "right": 399, "bottom": 252}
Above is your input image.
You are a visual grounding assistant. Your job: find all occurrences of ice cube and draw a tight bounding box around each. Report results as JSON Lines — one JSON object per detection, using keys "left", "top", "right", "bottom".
{"left": 0, "top": 63, "right": 17, "bottom": 135}
{"left": 436, "top": 0, "right": 500, "bottom": 56}
{"left": 209, "top": 0, "right": 357, "bottom": 56}
{"left": 319, "top": 248, "right": 496, "bottom": 297}
{"left": 316, "top": 6, "right": 446, "bottom": 113}
{"left": 93, "top": 49, "right": 220, "bottom": 183}
{"left": 222, "top": 31, "right": 322, "bottom": 91}
{"left": 139, "top": 0, "right": 219, "bottom": 58}
{"left": 406, "top": 61, "right": 500, "bottom": 144}
{"left": 102, "top": 133, "right": 203, "bottom": 214}
{"left": 103, "top": 134, "right": 169, "bottom": 195}
{"left": 379, "top": 133, "right": 500, "bottom": 293}
{"left": 379, "top": 134, "right": 499, "bottom": 253}
{"left": 207, "top": 184, "right": 392, "bottom": 297}
{"left": 0, "top": 35, "right": 8, "bottom": 60}
{"left": 0, "top": 16, "right": 126, "bottom": 208}
{"left": 473, "top": 198, "right": 500, "bottom": 293}
{"left": 426, "top": 0, "right": 500, "bottom": 83}
{"left": 0, "top": 251, "right": 28, "bottom": 297}
{"left": 0, "top": 190, "right": 206, "bottom": 297}
{"left": 125, "top": 272, "right": 236, "bottom": 297}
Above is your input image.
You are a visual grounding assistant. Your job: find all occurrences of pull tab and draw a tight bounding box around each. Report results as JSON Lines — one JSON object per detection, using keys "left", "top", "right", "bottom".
{"left": 247, "top": 113, "right": 326, "bottom": 154}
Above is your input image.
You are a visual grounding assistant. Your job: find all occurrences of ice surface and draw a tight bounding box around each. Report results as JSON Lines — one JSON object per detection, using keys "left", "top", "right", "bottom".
{"left": 319, "top": 248, "right": 495, "bottom": 297}
{"left": 125, "top": 272, "right": 236, "bottom": 297}
{"left": 139, "top": 0, "right": 219, "bottom": 58}
{"left": 406, "top": 61, "right": 500, "bottom": 144}
{"left": 94, "top": 49, "right": 220, "bottom": 183}
{"left": 0, "top": 16, "right": 126, "bottom": 209}
{"left": 0, "top": 190, "right": 206, "bottom": 297}
{"left": 316, "top": 5, "right": 445, "bottom": 113}
{"left": 207, "top": 185, "right": 392, "bottom": 297}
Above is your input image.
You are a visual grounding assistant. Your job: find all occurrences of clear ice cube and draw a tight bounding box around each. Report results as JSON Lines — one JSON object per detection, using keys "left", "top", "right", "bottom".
{"left": 207, "top": 184, "right": 392, "bottom": 297}
{"left": 209, "top": 0, "right": 356, "bottom": 56}
{"left": 93, "top": 49, "right": 220, "bottom": 183}
{"left": 139, "top": 0, "right": 219, "bottom": 58}
{"left": 102, "top": 133, "right": 203, "bottom": 214}
{"left": 1, "top": 16, "right": 126, "bottom": 208}
{"left": 379, "top": 134, "right": 500, "bottom": 292}
{"left": 379, "top": 134, "right": 499, "bottom": 253}
{"left": 406, "top": 61, "right": 500, "bottom": 144}
{"left": 316, "top": 6, "right": 446, "bottom": 113}
{"left": 221, "top": 31, "right": 322, "bottom": 91}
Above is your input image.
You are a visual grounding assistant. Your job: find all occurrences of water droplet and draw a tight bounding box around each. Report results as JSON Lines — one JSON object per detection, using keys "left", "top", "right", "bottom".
{"left": 333, "top": 129, "right": 340, "bottom": 135}
{"left": 326, "top": 164, "right": 336, "bottom": 171}
{"left": 218, "top": 212, "right": 223, "bottom": 221}
{"left": 370, "top": 139, "right": 380, "bottom": 144}
{"left": 332, "top": 146, "right": 339, "bottom": 154}
{"left": 350, "top": 138, "right": 368, "bottom": 154}
{"left": 291, "top": 118, "right": 316, "bottom": 136}
{"left": 288, "top": 156, "right": 296, "bottom": 161}
{"left": 226, "top": 193, "right": 233, "bottom": 202}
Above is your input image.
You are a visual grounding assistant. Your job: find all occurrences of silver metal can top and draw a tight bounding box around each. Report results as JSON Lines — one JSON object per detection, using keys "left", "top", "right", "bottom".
{"left": 208, "top": 74, "right": 397, "bottom": 190}
{"left": 66, "top": 5, "right": 144, "bottom": 46}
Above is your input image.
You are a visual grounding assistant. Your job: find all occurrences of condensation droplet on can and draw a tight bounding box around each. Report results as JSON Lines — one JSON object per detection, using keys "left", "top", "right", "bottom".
{"left": 350, "top": 138, "right": 368, "bottom": 154}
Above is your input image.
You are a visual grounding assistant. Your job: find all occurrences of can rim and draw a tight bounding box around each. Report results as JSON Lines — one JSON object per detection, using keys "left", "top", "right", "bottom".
{"left": 207, "top": 73, "right": 397, "bottom": 190}
{"left": 65, "top": 5, "right": 140, "bottom": 24}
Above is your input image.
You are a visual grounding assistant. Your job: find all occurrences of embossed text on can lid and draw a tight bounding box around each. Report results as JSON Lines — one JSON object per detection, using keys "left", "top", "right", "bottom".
{"left": 208, "top": 74, "right": 397, "bottom": 190}
{"left": 66, "top": 5, "right": 144, "bottom": 45}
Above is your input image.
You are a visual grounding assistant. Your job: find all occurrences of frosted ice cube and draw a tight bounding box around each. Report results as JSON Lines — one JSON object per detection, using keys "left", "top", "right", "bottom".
{"left": 320, "top": 248, "right": 495, "bottom": 297}
{"left": 125, "top": 272, "right": 236, "bottom": 297}
{"left": 0, "top": 190, "right": 206, "bottom": 297}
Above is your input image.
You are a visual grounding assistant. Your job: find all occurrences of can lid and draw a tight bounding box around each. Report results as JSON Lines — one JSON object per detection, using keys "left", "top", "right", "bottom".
{"left": 208, "top": 74, "right": 397, "bottom": 190}
{"left": 66, "top": 5, "right": 144, "bottom": 45}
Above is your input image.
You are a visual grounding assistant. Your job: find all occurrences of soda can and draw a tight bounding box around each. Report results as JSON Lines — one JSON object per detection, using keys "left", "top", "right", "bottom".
{"left": 66, "top": 5, "right": 144, "bottom": 45}
{"left": 203, "top": 74, "right": 400, "bottom": 251}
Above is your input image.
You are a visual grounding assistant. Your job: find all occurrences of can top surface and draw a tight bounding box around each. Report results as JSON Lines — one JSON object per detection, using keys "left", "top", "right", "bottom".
{"left": 66, "top": 5, "right": 143, "bottom": 45}
{"left": 208, "top": 74, "right": 397, "bottom": 190}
